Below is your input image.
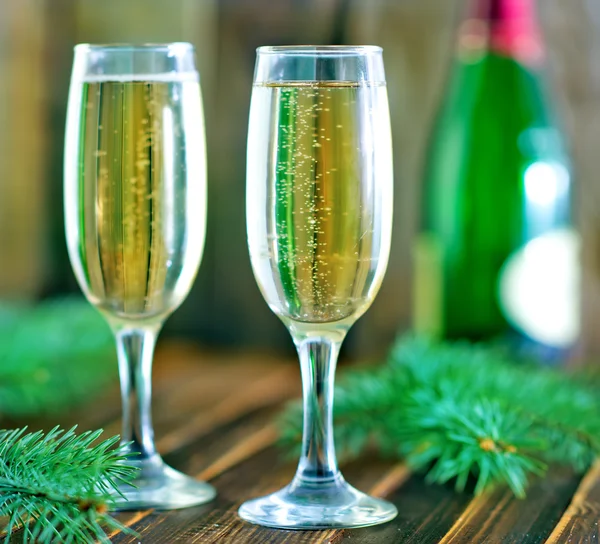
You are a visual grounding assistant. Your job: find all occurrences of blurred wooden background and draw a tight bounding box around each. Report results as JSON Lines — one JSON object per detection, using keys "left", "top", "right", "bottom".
{"left": 1, "top": 0, "right": 599, "bottom": 358}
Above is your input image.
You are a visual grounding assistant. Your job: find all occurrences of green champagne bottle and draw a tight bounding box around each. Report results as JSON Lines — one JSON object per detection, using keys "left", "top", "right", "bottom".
{"left": 414, "top": 0, "right": 577, "bottom": 351}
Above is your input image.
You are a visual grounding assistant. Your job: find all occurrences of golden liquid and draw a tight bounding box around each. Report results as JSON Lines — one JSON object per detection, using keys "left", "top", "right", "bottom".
{"left": 65, "top": 77, "right": 206, "bottom": 324}
{"left": 247, "top": 82, "right": 393, "bottom": 324}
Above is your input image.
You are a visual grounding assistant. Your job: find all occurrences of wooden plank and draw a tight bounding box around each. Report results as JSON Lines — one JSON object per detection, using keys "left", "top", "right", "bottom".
{"left": 41, "top": 0, "right": 78, "bottom": 296}
{"left": 153, "top": 359, "right": 298, "bottom": 454}
{"left": 110, "top": 446, "right": 368, "bottom": 544}
{"left": 107, "top": 406, "right": 282, "bottom": 540}
{"left": 545, "top": 461, "right": 600, "bottom": 543}
{"left": 111, "top": 438, "right": 468, "bottom": 543}
{"left": 105, "top": 353, "right": 300, "bottom": 541}
{"left": 10, "top": 344, "right": 298, "bottom": 442}
{"left": 435, "top": 467, "right": 581, "bottom": 544}
{"left": 2, "top": 343, "right": 289, "bottom": 432}
{"left": 0, "top": 0, "right": 48, "bottom": 298}
{"left": 0, "top": 349, "right": 297, "bottom": 542}
{"left": 98, "top": 356, "right": 297, "bottom": 444}
{"left": 102, "top": 349, "right": 469, "bottom": 543}
{"left": 0, "top": 342, "right": 208, "bottom": 431}
{"left": 4, "top": 349, "right": 301, "bottom": 542}
{"left": 110, "top": 437, "right": 302, "bottom": 542}
{"left": 338, "top": 474, "right": 471, "bottom": 544}
{"left": 109, "top": 436, "right": 407, "bottom": 543}
{"left": 10, "top": 348, "right": 584, "bottom": 543}
{"left": 3, "top": 380, "right": 286, "bottom": 543}
{"left": 337, "top": 466, "right": 581, "bottom": 544}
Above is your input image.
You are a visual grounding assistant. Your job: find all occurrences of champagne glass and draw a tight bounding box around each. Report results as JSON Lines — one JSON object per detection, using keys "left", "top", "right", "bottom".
{"left": 64, "top": 43, "right": 216, "bottom": 510}
{"left": 241, "top": 45, "right": 397, "bottom": 529}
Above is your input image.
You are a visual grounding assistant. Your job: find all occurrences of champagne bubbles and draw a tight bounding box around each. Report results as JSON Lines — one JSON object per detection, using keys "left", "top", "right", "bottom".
{"left": 75, "top": 79, "right": 205, "bottom": 321}
{"left": 248, "top": 82, "right": 388, "bottom": 323}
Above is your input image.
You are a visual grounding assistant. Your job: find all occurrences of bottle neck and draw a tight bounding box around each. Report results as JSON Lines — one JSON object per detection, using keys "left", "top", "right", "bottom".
{"left": 459, "top": 0, "right": 544, "bottom": 66}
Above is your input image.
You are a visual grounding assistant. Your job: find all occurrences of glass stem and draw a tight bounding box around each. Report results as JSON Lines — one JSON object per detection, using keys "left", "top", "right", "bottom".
{"left": 114, "top": 325, "right": 160, "bottom": 461}
{"left": 292, "top": 333, "right": 344, "bottom": 486}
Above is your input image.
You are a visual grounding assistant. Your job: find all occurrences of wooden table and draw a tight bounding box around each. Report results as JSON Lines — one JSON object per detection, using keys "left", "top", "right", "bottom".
{"left": 37, "top": 343, "right": 600, "bottom": 543}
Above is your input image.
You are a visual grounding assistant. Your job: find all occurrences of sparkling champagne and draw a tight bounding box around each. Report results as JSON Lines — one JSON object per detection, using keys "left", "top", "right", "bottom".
{"left": 65, "top": 74, "right": 206, "bottom": 323}
{"left": 247, "top": 82, "right": 393, "bottom": 324}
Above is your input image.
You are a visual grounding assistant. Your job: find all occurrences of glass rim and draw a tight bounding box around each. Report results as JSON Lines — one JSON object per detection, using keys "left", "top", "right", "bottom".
{"left": 74, "top": 42, "right": 195, "bottom": 53}
{"left": 256, "top": 45, "right": 383, "bottom": 55}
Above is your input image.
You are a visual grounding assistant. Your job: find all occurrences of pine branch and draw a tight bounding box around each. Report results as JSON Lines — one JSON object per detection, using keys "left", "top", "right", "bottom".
{"left": 0, "top": 426, "right": 137, "bottom": 543}
{"left": 278, "top": 335, "right": 600, "bottom": 498}
{"left": 0, "top": 298, "right": 116, "bottom": 416}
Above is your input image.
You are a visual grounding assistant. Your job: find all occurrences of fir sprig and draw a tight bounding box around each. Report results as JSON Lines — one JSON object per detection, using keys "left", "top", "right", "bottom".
{"left": 279, "top": 336, "right": 600, "bottom": 498}
{"left": 0, "top": 426, "right": 136, "bottom": 543}
{"left": 0, "top": 298, "right": 116, "bottom": 416}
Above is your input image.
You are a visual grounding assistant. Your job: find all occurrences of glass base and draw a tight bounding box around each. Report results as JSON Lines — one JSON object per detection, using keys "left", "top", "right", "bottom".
{"left": 111, "top": 454, "right": 216, "bottom": 511}
{"left": 238, "top": 477, "right": 398, "bottom": 529}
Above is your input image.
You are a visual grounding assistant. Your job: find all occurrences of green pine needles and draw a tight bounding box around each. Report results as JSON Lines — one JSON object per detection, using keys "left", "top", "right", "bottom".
{"left": 0, "top": 426, "right": 136, "bottom": 543}
{"left": 0, "top": 300, "right": 132, "bottom": 540}
{"left": 0, "top": 298, "right": 116, "bottom": 416}
{"left": 0, "top": 300, "right": 134, "bottom": 541}
{"left": 279, "top": 336, "right": 600, "bottom": 498}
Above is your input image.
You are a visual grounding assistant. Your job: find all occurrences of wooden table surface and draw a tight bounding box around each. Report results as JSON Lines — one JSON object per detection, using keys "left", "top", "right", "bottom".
{"left": 35, "top": 342, "right": 600, "bottom": 543}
